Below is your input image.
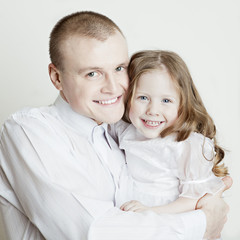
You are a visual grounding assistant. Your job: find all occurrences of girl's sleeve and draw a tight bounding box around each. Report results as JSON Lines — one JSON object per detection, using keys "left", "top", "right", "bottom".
{"left": 177, "top": 133, "right": 225, "bottom": 199}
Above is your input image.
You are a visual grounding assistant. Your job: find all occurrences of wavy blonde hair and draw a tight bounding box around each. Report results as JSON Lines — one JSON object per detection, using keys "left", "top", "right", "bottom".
{"left": 125, "top": 50, "right": 228, "bottom": 177}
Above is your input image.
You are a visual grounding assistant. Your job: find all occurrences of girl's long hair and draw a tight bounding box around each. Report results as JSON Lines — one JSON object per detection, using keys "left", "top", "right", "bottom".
{"left": 125, "top": 50, "right": 228, "bottom": 177}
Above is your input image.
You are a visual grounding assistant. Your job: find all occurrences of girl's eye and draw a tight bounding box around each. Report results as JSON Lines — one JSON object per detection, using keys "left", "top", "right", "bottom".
{"left": 116, "top": 66, "right": 124, "bottom": 72}
{"left": 162, "top": 98, "right": 170, "bottom": 103}
{"left": 139, "top": 96, "right": 148, "bottom": 101}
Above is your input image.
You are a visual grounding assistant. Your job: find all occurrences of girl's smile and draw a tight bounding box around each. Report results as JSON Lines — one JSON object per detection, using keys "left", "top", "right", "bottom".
{"left": 129, "top": 69, "right": 180, "bottom": 139}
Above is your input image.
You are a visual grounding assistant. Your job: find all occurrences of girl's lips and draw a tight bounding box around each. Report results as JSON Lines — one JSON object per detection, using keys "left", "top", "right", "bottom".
{"left": 141, "top": 119, "right": 164, "bottom": 128}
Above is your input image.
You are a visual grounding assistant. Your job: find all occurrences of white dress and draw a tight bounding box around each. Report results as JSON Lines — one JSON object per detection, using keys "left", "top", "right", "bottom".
{"left": 112, "top": 120, "right": 225, "bottom": 207}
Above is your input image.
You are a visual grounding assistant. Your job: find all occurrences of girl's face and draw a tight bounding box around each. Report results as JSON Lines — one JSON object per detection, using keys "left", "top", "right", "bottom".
{"left": 129, "top": 69, "right": 180, "bottom": 139}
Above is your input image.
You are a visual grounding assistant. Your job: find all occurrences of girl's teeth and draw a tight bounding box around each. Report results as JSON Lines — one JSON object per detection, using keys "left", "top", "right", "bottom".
{"left": 145, "top": 120, "right": 161, "bottom": 126}
{"left": 98, "top": 97, "right": 118, "bottom": 105}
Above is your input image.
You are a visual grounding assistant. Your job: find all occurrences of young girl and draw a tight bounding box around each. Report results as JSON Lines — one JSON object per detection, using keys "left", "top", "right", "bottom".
{"left": 111, "top": 50, "right": 228, "bottom": 215}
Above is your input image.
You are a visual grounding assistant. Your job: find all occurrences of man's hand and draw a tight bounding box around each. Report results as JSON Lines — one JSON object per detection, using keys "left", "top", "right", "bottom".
{"left": 196, "top": 176, "right": 233, "bottom": 239}
{"left": 120, "top": 200, "right": 150, "bottom": 213}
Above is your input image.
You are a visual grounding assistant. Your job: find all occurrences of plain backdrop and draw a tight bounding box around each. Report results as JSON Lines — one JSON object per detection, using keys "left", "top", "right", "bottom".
{"left": 0, "top": 0, "right": 239, "bottom": 239}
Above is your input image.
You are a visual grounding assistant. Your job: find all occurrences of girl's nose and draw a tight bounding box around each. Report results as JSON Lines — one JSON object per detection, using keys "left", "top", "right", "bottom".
{"left": 146, "top": 102, "right": 160, "bottom": 116}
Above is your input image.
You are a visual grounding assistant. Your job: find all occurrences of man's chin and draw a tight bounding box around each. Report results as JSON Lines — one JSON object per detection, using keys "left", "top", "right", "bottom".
{"left": 101, "top": 113, "right": 124, "bottom": 124}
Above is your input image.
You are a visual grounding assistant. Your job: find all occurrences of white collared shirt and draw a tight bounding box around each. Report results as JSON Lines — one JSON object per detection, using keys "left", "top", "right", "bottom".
{"left": 0, "top": 95, "right": 206, "bottom": 240}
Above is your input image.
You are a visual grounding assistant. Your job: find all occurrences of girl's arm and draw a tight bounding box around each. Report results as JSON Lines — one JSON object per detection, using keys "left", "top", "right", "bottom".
{"left": 151, "top": 197, "right": 198, "bottom": 214}
{"left": 120, "top": 197, "right": 198, "bottom": 214}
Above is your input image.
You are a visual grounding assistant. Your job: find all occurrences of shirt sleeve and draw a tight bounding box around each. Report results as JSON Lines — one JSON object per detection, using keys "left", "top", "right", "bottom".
{"left": 0, "top": 191, "right": 45, "bottom": 240}
{"left": 0, "top": 114, "right": 93, "bottom": 239}
{"left": 0, "top": 115, "right": 206, "bottom": 240}
{"left": 177, "top": 133, "right": 225, "bottom": 199}
{"left": 88, "top": 208, "right": 206, "bottom": 240}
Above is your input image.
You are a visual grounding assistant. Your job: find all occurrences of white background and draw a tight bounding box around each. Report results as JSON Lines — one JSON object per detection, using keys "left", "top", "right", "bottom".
{"left": 0, "top": 0, "right": 239, "bottom": 239}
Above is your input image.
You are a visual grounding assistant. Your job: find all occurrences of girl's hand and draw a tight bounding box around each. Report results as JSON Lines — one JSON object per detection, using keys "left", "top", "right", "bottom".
{"left": 120, "top": 200, "right": 150, "bottom": 212}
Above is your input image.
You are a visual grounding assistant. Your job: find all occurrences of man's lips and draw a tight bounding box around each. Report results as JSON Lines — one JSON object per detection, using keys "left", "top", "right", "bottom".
{"left": 93, "top": 95, "right": 122, "bottom": 105}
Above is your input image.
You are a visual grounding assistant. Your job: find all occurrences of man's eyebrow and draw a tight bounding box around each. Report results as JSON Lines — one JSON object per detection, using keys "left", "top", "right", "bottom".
{"left": 78, "top": 61, "right": 129, "bottom": 74}
{"left": 121, "top": 61, "right": 129, "bottom": 66}
{"left": 77, "top": 67, "right": 103, "bottom": 74}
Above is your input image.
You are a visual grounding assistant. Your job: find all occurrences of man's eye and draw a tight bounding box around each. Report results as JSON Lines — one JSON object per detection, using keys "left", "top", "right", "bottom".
{"left": 162, "top": 99, "right": 170, "bottom": 103}
{"left": 87, "top": 72, "right": 97, "bottom": 77}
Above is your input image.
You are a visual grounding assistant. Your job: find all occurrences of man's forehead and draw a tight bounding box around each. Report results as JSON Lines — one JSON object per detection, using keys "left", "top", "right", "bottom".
{"left": 63, "top": 31, "right": 125, "bottom": 46}
{"left": 58, "top": 31, "right": 128, "bottom": 73}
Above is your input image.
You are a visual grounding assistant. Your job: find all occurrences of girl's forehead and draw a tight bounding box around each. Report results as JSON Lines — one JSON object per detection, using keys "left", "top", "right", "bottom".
{"left": 137, "top": 70, "right": 172, "bottom": 86}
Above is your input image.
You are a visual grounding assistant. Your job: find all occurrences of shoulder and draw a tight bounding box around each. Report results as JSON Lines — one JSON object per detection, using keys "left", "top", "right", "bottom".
{"left": 112, "top": 119, "right": 130, "bottom": 131}
{"left": 174, "top": 132, "right": 214, "bottom": 157}
{"left": 6, "top": 104, "right": 52, "bottom": 121}
{"left": 0, "top": 104, "right": 74, "bottom": 155}
{"left": 108, "top": 120, "right": 131, "bottom": 138}
{"left": 179, "top": 132, "right": 213, "bottom": 147}
{"left": 1, "top": 104, "right": 58, "bottom": 137}
{"left": 186, "top": 132, "right": 214, "bottom": 150}
{"left": 178, "top": 132, "right": 215, "bottom": 162}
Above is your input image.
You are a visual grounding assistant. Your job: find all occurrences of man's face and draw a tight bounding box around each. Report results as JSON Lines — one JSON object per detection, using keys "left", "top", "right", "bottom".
{"left": 54, "top": 31, "right": 129, "bottom": 124}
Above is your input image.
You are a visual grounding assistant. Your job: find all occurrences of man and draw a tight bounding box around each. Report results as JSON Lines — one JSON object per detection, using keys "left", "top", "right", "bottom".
{"left": 0, "top": 11, "right": 230, "bottom": 239}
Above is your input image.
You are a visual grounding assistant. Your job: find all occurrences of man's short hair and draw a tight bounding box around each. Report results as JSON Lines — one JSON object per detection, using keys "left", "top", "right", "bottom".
{"left": 49, "top": 11, "right": 123, "bottom": 70}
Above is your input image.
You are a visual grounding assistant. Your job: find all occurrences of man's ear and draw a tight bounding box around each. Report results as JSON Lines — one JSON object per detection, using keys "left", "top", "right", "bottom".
{"left": 48, "top": 63, "right": 63, "bottom": 90}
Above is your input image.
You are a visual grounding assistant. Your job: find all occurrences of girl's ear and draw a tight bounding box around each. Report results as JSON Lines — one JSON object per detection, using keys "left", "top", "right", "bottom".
{"left": 48, "top": 63, "right": 63, "bottom": 90}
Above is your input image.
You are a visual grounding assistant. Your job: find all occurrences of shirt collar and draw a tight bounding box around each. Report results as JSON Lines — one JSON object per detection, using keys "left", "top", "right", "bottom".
{"left": 53, "top": 95, "right": 113, "bottom": 149}
{"left": 53, "top": 95, "right": 98, "bottom": 139}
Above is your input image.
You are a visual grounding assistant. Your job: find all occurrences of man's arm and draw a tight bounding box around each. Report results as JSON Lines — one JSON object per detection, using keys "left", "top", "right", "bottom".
{"left": 88, "top": 208, "right": 207, "bottom": 240}
{"left": 0, "top": 160, "right": 205, "bottom": 240}
{"left": 198, "top": 176, "right": 232, "bottom": 239}
{"left": 89, "top": 177, "right": 231, "bottom": 240}
{"left": 0, "top": 196, "right": 44, "bottom": 240}
{"left": 0, "top": 169, "right": 205, "bottom": 240}
{"left": 0, "top": 115, "right": 95, "bottom": 240}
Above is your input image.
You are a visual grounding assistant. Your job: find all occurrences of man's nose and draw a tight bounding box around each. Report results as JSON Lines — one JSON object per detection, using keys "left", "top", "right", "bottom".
{"left": 101, "top": 73, "right": 118, "bottom": 93}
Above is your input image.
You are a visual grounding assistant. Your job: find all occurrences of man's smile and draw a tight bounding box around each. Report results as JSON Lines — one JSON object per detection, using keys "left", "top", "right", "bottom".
{"left": 93, "top": 95, "right": 122, "bottom": 105}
